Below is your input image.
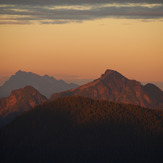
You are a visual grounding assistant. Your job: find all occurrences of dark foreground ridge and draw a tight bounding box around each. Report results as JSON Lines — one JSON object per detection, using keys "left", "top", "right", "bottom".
{"left": 0, "top": 96, "right": 162, "bottom": 163}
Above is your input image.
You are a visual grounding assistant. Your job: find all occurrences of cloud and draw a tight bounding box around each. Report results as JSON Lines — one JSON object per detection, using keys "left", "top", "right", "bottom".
{"left": 0, "top": 0, "right": 163, "bottom": 25}
{"left": 0, "top": 0, "right": 163, "bottom": 5}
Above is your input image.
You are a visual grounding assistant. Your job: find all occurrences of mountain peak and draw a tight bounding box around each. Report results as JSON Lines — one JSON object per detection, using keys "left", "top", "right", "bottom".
{"left": 15, "top": 70, "right": 35, "bottom": 77}
{"left": 24, "top": 85, "right": 37, "bottom": 91}
{"left": 103, "top": 69, "right": 121, "bottom": 76}
{"left": 10, "top": 86, "right": 40, "bottom": 97}
{"left": 104, "top": 69, "right": 118, "bottom": 74}
{"left": 0, "top": 86, "right": 48, "bottom": 126}
{"left": 15, "top": 70, "right": 25, "bottom": 75}
{"left": 101, "top": 69, "right": 127, "bottom": 81}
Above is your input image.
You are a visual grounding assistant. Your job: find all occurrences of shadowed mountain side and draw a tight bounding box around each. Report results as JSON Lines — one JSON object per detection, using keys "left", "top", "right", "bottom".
{"left": 0, "top": 70, "right": 78, "bottom": 98}
{"left": 144, "top": 83, "right": 163, "bottom": 109}
{"left": 50, "top": 69, "right": 163, "bottom": 109}
{"left": 0, "top": 96, "right": 162, "bottom": 163}
{"left": 0, "top": 86, "right": 47, "bottom": 126}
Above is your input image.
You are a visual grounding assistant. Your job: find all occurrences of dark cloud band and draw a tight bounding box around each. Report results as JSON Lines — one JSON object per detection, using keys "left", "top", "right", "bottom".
{"left": 0, "top": 0, "right": 163, "bottom": 5}
{"left": 0, "top": 1, "right": 163, "bottom": 25}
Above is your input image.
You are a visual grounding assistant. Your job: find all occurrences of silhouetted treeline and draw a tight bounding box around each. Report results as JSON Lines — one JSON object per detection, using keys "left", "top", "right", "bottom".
{"left": 0, "top": 96, "right": 162, "bottom": 163}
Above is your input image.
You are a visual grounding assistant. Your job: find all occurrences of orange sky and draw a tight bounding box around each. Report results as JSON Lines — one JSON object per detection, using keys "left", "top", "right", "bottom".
{"left": 0, "top": 18, "right": 163, "bottom": 82}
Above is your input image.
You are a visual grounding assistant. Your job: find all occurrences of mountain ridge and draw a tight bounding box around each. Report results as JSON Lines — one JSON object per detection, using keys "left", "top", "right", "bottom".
{"left": 50, "top": 69, "right": 163, "bottom": 109}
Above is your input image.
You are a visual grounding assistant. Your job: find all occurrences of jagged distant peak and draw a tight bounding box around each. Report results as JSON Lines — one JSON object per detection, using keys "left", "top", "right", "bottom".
{"left": 15, "top": 70, "right": 36, "bottom": 77}
{"left": 14, "top": 71, "right": 56, "bottom": 81}
{"left": 12, "top": 70, "right": 25, "bottom": 77}
{"left": 0, "top": 70, "right": 78, "bottom": 98}
{"left": 43, "top": 74, "right": 56, "bottom": 80}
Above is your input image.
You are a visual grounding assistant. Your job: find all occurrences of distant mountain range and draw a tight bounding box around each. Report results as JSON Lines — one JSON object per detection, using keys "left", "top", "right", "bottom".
{"left": 51, "top": 69, "right": 163, "bottom": 109}
{"left": 0, "top": 86, "right": 47, "bottom": 126}
{"left": 0, "top": 69, "right": 162, "bottom": 126}
{"left": 0, "top": 70, "right": 78, "bottom": 98}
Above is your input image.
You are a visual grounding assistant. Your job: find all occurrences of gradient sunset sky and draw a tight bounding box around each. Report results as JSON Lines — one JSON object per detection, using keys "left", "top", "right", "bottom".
{"left": 0, "top": 0, "right": 163, "bottom": 83}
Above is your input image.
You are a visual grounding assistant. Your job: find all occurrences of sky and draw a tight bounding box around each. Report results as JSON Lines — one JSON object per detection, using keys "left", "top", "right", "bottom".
{"left": 0, "top": 0, "right": 163, "bottom": 83}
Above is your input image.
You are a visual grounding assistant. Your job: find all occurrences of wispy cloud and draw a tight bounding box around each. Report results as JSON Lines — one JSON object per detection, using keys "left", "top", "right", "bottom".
{"left": 0, "top": 0, "right": 163, "bottom": 25}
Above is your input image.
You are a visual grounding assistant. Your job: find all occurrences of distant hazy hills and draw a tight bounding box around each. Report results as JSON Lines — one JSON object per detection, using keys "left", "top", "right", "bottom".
{"left": 0, "top": 70, "right": 78, "bottom": 98}
{"left": 0, "top": 86, "right": 47, "bottom": 126}
{"left": 51, "top": 69, "right": 163, "bottom": 109}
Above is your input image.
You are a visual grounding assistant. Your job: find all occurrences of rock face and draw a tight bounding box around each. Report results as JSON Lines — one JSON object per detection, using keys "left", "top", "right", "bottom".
{"left": 50, "top": 69, "right": 163, "bottom": 109}
{"left": 0, "top": 86, "right": 47, "bottom": 126}
{"left": 0, "top": 70, "right": 78, "bottom": 98}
